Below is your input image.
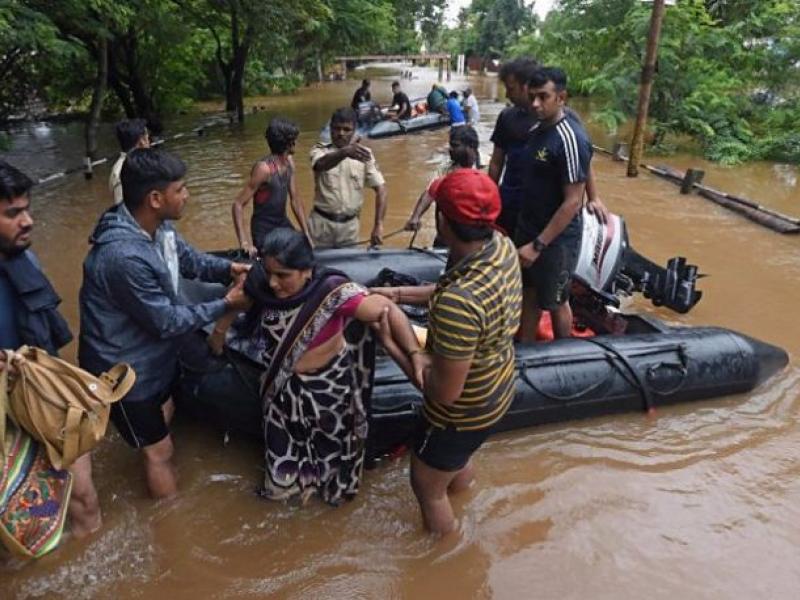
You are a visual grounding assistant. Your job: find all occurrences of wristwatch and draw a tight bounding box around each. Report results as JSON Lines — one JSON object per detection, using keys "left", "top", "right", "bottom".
{"left": 532, "top": 237, "right": 548, "bottom": 252}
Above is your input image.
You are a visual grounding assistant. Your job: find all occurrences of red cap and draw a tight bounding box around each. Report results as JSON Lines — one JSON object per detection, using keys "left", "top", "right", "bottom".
{"left": 429, "top": 169, "right": 501, "bottom": 226}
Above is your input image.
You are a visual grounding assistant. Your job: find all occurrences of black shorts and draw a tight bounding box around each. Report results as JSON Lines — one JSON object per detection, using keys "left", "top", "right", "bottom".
{"left": 110, "top": 392, "right": 171, "bottom": 449}
{"left": 413, "top": 418, "right": 493, "bottom": 472}
{"left": 519, "top": 242, "right": 578, "bottom": 310}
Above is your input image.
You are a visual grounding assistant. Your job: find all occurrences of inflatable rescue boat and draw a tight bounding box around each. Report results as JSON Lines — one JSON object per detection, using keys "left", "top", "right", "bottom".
{"left": 177, "top": 211, "right": 789, "bottom": 459}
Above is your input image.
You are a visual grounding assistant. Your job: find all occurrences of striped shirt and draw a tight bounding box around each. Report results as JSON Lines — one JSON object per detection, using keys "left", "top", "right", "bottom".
{"left": 424, "top": 232, "right": 522, "bottom": 430}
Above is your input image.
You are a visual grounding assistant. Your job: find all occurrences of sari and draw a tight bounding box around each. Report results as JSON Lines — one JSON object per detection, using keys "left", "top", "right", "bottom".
{"left": 242, "top": 265, "right": 374, "bottom": 505}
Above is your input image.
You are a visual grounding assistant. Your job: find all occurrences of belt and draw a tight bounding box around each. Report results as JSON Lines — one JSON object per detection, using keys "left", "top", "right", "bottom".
{"left": 314, "top": 206, "right": 359, "bottom": 223}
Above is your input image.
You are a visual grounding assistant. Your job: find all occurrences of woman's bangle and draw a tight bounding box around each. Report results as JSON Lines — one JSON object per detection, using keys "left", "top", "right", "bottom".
{"left": 408, "top": 348, "right": 424, "bottom": 357}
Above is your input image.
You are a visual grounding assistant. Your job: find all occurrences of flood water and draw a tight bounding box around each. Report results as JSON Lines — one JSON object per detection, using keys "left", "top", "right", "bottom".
{"left": 3, "top": 66, "right": 800, "bottom": 599}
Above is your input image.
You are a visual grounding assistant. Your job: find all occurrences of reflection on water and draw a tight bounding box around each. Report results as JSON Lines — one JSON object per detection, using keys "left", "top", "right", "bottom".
{"left": 3, "top": 66, "right": 800, "bottom": 598}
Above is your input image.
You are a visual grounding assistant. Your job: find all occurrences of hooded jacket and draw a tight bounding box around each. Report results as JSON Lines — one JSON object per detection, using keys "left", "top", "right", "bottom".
{"left": 79, "top": 205, "right": 231, "bottom": 402}
{"left": 0, "top": 250, "right": 72, "bottom": 354}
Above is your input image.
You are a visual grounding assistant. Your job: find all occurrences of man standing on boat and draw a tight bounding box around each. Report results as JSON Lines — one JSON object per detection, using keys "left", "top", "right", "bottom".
{"left": 79, "top": 148, "right": 250, "bottom": 499}
{"left": 309, "top": 108, "right": 387, "bottom": 248}
{"left": 489, "top": 57, "right": 607, "bottom": 236}
{"left": 516, "top": 67, "right": 592, "bottom": 341}
{"left": 0, "top": 160, "right": 102, "bottom": 538}
{"left": 109, "top": 119, "right": 150, "bottom": 205}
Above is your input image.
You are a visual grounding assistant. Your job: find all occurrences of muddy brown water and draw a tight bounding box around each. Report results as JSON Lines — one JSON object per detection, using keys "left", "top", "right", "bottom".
{"left": 3, "top": 67, "right": 800, "bottom": 599}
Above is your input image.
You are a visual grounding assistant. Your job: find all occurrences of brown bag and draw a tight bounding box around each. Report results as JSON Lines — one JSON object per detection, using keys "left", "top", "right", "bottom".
{"left": 1, "top": 346, "right": 135, "bottom": 469}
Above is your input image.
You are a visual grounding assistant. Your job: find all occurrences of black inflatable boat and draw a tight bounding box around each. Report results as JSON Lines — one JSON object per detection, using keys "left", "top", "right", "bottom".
{"left": 177, "top": 313, "right": 788, "bottom": 459}
{"left": 177, "top": 210, "right": 788, "bottom": 458}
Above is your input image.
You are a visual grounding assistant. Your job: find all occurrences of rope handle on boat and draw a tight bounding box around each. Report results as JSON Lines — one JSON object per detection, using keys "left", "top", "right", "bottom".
{"left": 518, "top": 363, "right": 617, "bottom": 402}
{"left": 580, "top": 338, "right": 656, "bottom": 415}
{"left": 644, "top": 344, "right": 690, "bottom": 396}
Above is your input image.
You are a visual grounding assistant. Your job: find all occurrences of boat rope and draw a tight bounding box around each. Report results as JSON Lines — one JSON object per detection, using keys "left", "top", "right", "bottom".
{"left": 580, "top": 338, "right": 656, "bottom": 414}
{"left": 518, "top": 361, "right": 617, "bottom": 402}
{"left": 337, "top": 227, "right": 407, "bottom": 248}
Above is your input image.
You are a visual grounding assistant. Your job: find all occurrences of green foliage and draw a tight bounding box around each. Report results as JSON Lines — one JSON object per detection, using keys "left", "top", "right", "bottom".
{"left": 508, "top": 0, "right": 800, "bottom": 165}
{"left": 442, "top": 0, "right": 536, "bottom": 59}
{"left": 1, "top": 0, "right": 449, "bottom": 125}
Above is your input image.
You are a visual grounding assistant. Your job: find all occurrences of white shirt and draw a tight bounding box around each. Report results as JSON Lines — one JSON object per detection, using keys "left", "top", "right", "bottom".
{"left": 464, "top": 95, "right": 480, "bottom": 126}
{"left": 109, "top": 153, "right": 126, "bottom": 205}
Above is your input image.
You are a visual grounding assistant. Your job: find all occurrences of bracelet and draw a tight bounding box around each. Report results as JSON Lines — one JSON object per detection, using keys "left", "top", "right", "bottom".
{"left": 408, "top": 348, "right": 424, "bottom": 357}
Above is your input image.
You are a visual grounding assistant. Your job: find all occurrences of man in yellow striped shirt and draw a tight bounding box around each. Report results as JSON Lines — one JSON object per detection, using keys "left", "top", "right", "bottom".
{"left": 410, "top": 169, "right": 522, "bottom": 534}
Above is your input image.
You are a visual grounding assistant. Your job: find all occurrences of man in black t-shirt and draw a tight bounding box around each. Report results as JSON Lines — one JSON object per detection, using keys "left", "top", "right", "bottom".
{"left": 489, "top": 57, "right": 607, "bottom": 237}
{"left": 351, "top": 79, "right": 371, "bottom": 111}
{"left": 389, "top": 81, "right": 412, "bottom": 120}
{"left": 516, "top": 67, "right": 592, "bottom": 342}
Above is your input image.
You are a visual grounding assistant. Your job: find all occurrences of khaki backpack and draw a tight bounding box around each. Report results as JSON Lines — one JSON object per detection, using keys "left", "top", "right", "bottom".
{"left": 0, "top": 346, "right": 135, "bottom": 469}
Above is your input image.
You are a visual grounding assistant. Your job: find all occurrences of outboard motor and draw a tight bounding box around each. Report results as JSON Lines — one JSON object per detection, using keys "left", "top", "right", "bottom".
{"left": 573, "top": 208, "right": 702, "bottom": 314}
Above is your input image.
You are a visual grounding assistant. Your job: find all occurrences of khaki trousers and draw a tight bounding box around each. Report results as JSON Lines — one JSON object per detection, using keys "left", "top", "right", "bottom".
{"left": 309, "top": 210, "right": 360, "bottom": 248}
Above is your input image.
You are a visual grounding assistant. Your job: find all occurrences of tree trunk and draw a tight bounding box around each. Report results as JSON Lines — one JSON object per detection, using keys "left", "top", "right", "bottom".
{"left": 85, "top": 37, "right": 108, "bottom": 160}
{"left": 627, "top": 0, "right": 667, "bottom": 177}
{"left": 230, "top": 40, "right": 250, "bottom": 123}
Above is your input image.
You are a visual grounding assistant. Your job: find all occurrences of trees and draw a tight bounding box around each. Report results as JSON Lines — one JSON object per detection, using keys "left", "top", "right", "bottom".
{"left": 0, "top": 0, "right": 449, "bottom": 135}
{"left": 436, "top": 0, "right": 536, "bottom": 63}
{"left": 509, "top": 0, "right": 800, "bottom": 164}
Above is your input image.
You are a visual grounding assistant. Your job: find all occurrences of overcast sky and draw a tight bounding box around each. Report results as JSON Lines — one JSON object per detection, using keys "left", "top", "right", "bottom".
{"left": 444, "top": 0, "right": 556, "bottom": 24}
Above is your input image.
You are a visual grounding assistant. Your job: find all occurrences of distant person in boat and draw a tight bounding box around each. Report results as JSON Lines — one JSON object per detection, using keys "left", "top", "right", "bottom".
{"left": 109, "top": 118, "right": 150, "bottom": 205}
{"left": 446, "top": 91, "right": 466, "bottom": 127}
{"left": 372, "top": 170, "right": 522, "bottom": 534}
{"left": 207, "top": 227, "right": 424, "bottom": 505}
{"left": 427, "top": 84, "right": 449, "bottom": 115}
{"left": 232, "top": 117, "right": 312, "bottom": 258}
{"left": 309, "top": 107, "right": 387, "bottom": 248}
{"left": 516, "top": 66, "right": 592, "bottom": 342}
{"left": 462, "top": 88, "right": 480, "bottom": 126}
{"left": 389, "top": 81, "right": 412, "bottom": 120}
{"left": 404, "top": 125, "right": 479, "bottom": 236}
{"left": 79, "top": 148, "right": 250, "bottom": 500}
{"left": 350, "top": 79, "right": 371, "bottom": 111}
{"left": 489, "top": 57, "right": 607, "bottom": 235}
{"left": 0, "top": 160, "right": 101, "bottom": 539}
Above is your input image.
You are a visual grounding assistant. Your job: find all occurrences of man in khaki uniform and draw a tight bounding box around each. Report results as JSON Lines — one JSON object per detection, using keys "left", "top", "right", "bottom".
{"left": 310, "top": 107, "right": 387, "bottom": 247}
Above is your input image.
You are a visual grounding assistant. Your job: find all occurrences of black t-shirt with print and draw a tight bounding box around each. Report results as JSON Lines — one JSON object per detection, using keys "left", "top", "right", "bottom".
{"left": 515, "top": 114, "right": 593, "bottom": 246}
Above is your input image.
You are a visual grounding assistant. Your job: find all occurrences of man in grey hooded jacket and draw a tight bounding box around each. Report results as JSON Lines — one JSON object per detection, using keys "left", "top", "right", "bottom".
{"left": 79, "top": 147, "right": 249, "bottom": 499}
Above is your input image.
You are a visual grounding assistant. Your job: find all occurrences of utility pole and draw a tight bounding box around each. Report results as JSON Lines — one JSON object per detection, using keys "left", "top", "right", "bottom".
{"left": 627, "top": 0, "right": 667, "bottom": 177}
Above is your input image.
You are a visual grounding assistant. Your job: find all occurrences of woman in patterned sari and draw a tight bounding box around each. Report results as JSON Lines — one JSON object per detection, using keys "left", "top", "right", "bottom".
{"left": 209, "top": 228, "right": 423, "bottom": 505}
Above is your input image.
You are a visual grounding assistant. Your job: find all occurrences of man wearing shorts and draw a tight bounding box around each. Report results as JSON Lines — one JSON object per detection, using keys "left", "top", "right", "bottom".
{"left": 79, "top": 148, "right": 249, "bottom": 498}
{"left": 516, "top": 67, "right": 592, "bottom": 341}
{"left": 411, "top": 169, "right": 522, "bottom": 534}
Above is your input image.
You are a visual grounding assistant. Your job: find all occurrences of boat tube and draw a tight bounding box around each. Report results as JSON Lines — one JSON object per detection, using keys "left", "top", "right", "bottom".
{"left": 176, "top": 314, "right": 788, "bottom": 460}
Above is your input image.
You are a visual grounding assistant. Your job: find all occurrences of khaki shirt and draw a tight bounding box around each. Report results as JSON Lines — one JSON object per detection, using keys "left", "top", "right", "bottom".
{"left": 109, "top": 153, "right": 126, "bottom": 205}
{"left": 309, "top": 142, "right": 385, "bottom": 216}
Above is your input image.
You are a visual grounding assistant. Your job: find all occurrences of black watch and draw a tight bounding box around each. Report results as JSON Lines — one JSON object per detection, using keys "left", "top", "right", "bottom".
{"left": 532, "top": 237, "right": 548, "bottom": 252}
